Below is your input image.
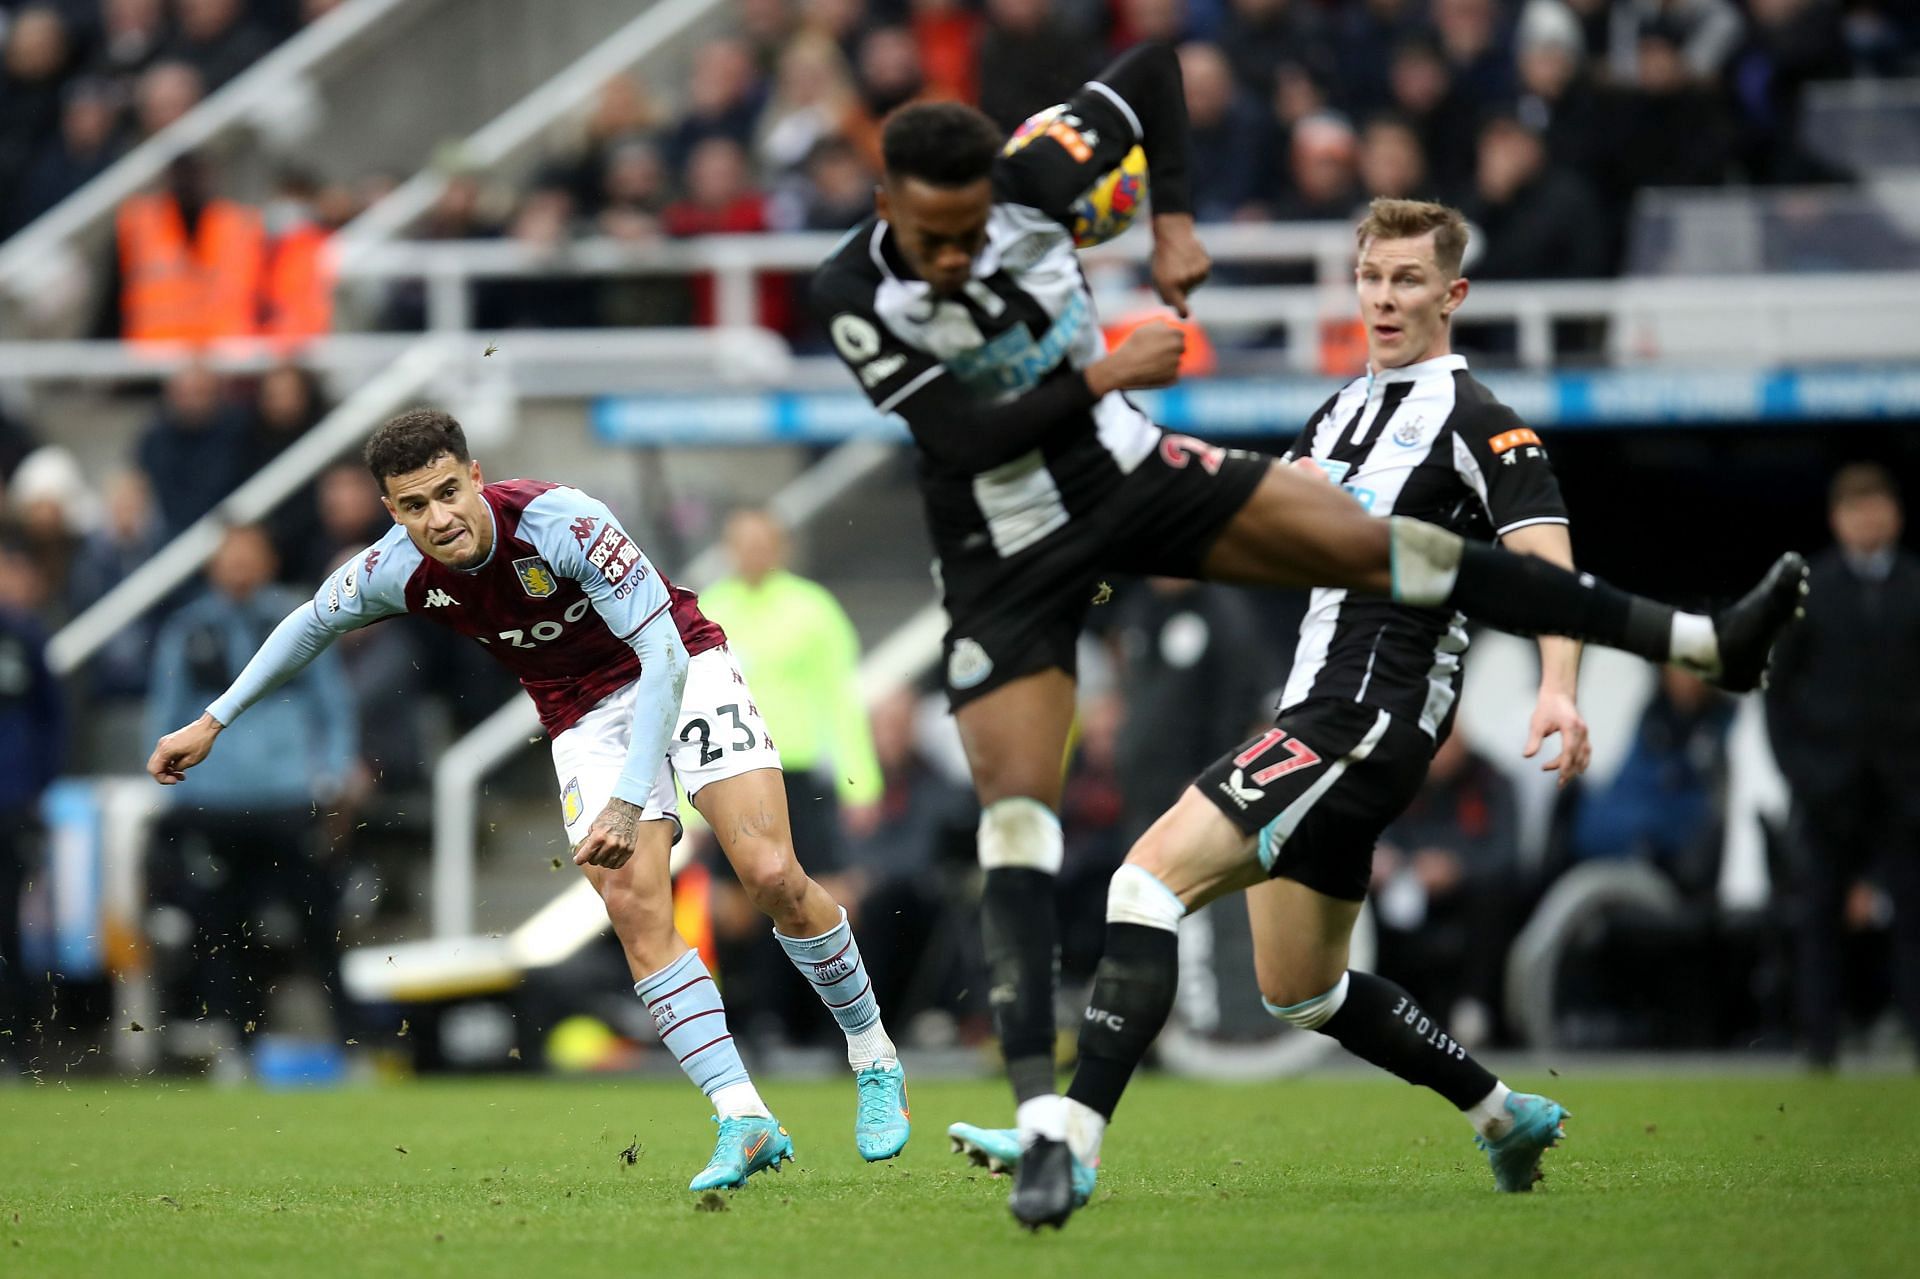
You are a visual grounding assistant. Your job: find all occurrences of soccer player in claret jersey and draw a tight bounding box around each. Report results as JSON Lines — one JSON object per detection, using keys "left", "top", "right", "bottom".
{"left": 146, "top": 410, "right": 910, "bottom": 1189}
{"left": 810, "top": 42, "right": 1804, "bottom": 1210}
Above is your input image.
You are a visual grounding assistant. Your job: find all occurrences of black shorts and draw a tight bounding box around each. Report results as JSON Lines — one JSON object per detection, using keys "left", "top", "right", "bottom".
{"left": 938, "top": 436, "right": 1269, "bottom": 707}
{"left": 1196, "top": 699, "right": 1435, "bottom": 902}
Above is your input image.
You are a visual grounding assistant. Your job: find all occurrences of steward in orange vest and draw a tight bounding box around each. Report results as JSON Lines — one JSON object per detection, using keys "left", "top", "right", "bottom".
{"left": 116, "top": 156, "right": 265, "bottom": 343}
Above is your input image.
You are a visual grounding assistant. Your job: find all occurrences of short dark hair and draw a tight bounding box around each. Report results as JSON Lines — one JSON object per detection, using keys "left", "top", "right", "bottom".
{"left": 882, "top": 102, "right": 1003, "bottom": 188}
{"left": 1830, "top": 461, "right": 1900, "bottom": 510}
{"left": 364, "top": 408, "right": 469, "bottom": 486}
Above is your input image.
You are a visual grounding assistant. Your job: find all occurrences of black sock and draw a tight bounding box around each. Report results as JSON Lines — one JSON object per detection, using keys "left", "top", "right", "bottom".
{"left": 981, "top": 867, "right": 1060, "bottom": 1103}
{"left": 1319, "top": 971, "right": 1497, "bottom": 1110}
{"left": 1065, "top": 922, "right": 1179, "bottom": 1121}
{"left": 1450, "top": 542, "right": 1674, "bottom": 662}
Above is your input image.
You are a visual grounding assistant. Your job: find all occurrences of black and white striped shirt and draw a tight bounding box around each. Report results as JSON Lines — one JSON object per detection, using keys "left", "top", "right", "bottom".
{"left": 1281, "top": 353, "right": 1569, "bottom": 736}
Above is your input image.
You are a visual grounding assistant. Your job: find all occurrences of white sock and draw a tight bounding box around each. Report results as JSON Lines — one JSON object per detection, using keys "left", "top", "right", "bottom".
{"left": 709, "top": 1080, "right": 772, "bottom": 1120}
{"left": 1465, "top": 1081, "right": 1514, "bottom": 1141}
{"left": 1016, "top": 1093, "right": 1067, "bottom": 1147}
{"left": 845, "top": 1024, "right": 897, "bottom": 1072}
{"left": 1670, "top": 612, "right": 1720, "bottom": 674}
{"left": 1064, "top": 1097, "right": 1107, "bottom": 1166}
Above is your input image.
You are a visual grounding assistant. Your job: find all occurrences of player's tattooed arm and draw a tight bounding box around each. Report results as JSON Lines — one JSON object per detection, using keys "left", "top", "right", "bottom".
{"left": 573, "top": 797, "right": 647, "bottom": 870}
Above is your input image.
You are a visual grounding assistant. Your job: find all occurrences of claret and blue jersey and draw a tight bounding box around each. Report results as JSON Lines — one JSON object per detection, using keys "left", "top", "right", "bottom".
{"left": 301, "top": 478, "right": 724, "bottom": 738}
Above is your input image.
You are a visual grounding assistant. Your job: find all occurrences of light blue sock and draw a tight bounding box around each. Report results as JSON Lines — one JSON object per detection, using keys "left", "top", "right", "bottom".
{"left": 776, "top": 907, "right": 895, "bottom": 1068}
{"left": 634, "top": 950, "right": 760, "bottom": 1109}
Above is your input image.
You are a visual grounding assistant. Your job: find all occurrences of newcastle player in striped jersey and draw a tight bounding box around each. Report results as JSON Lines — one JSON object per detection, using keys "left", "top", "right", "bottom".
{"left": 1004, "top": 199, "right": 1806, "bottom": 1227}
{"left": 810, "top": 44, "right": 1806, "bottom": 1195}
{"left": 147, "top": 410, "right": 908, "bottom": 1190}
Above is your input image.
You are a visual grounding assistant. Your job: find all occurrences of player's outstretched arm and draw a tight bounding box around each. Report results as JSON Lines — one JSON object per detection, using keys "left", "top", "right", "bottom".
{"left": 148, "top": 711, "right": 223, "bottom": 784}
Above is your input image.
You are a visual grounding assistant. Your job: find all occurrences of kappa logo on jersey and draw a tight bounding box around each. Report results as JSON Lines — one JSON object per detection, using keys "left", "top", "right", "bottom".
{"left": 948, "top": 637, "right": 994, "bottom": 690}
{"left": 514, "top": 556, "right": 559, "bottom": 598}
{"left": 362, "top": 547, "right": 382, "bottom": 578}
{"left": 561, "top": 776, "right": 583, "bottom": 826}
{"left": 569, "top": 516, "right": 598, "bottom": 547}
{"left": 424, "top": 588, "right": 459, "bottom": 608}
{"left": 586, "top": 525, "right": 642, "bottom": 585}
{"left": 1217, "top": 768, "right": 1265, "bottom": 809}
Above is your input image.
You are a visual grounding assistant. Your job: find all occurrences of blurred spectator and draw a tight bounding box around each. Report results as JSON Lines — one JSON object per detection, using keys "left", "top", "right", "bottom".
{"left": 802, "top": 0, "right": 869, "bottom": 61}
{"left": 1605, "top": 0, "right": 1745, "bottom": 84}
{"left": 1104, "top": 578, "right": 1277, "bottom": 844}
{"left": 841, "top": 684, "right": 981, "bottom": 1033}
{"left": 145, "top": 525, "right": 354, "bottom": 1044}
{"left": 68, "top": 469, "right": 164, "bottom": 704}
{"left": 1371, "top": 727, "right": 1519, "bottom": 1045}
{"left": 665, "top": 37, "right": 765, "bottom": 176}
{"left": 136, "top": 362, "right": 252, "bottom": 538}
{"left": 701, "top": 509, "right": 882, "bottom": 847}
{"left": 757, "top": 31, "right": 868, "bottom": 179}
{"left": 1433, "top": 0, "right": 1516, "bottom": 106}
{"left": 0, "top": 531, "right": 64, "bottom": 1073}
{"left": 92, "top": 0, "right": 168, "bottom": 87}
{"left": 912, "top": 0, "right": 982, "bottom": 104}
{"left": 1595, "top": 21, "right": 1734, "bottom": 201}
{"left": 594, "top": 138, "right": 669, "bottom": 240}
{"left": 1333, "top": 0, "right": 1425, "bottom": 118}
{"left": 563, "top": 74, "right": 665, "bottom": 214}
{"left": 379, "top": 172, "right": 501, "bottom": 330}
{"left": 166, "top": 0, "right": 276, "bottom": 92}
{"left": 112, "top": 153, "right": 265, "bottom": 341}
{"left": 1221, "top": 0, "right": 1328, "bottom": 103}
{"left": 1272, "top": 111, "right": 1359, "bottom": 220}
{"left": 6, "top": 445, "right": 95, "bottom": 614}
{"left": 1767, "top": 463, "right": 1920, "bottom": 1067}
{"left": 780, "top": 135, "right": 877, "bottom": 231}
{"left": 1462, "top": 114, "right": 1610, "bottom": 279}
{"left": 1180, "top": 41, "right": 1278, "bottom": 221}
{"left": 1730, "top": 0, "right": 1851, "bottom": 184}
{"left": 133, "top": 59, "right": 205, "bottom": 137}
{"left": 0, "top": 7, "right": 73, "bottom": 204}
{"left": 739, "top": 0, "right": 800, "bottom": 73}
{"left": 311, "top": 459, "right": 391, "bottom": 580}
{"left": 8, "top": 76, "right": 125, "bottom": 236}
{"left": 248, "top": 364, "right": 328, "bottom": 577}
{"left": 1571, "top": 667, "right": 1731, "bottom": 894}
{"left": 1357, "top": 112, "right": 1429, "bottom": 202}
{"left": 476, "top": 184, "right": 595, "bottom": 329}
{"left": 1385, "top": 35, "right": 1479, "bottom": 197}
{"left": 260, "top": 170, "right": 336, "bottom": 343}
{"left": 1513, "top": 1, "right": 1605, "bottom": 180}
{"left": 854, "top": 24, "right": 928, "bottom": 119}
{"left": 1116, "top": 0, "right": 1193, "bottom": 49}
{"left": 977, "top": 0, "right": 1091, "bottom": 134}
{"left": 662, "top": 138, "right": 791, "bottom": 330}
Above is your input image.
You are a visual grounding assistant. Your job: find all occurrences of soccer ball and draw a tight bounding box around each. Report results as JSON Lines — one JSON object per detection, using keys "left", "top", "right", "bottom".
{"left": 1005, "top": 104, "right": 1149, "bottom": 249}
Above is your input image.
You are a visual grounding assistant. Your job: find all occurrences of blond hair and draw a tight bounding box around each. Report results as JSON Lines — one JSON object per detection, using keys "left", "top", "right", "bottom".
{"left": 1355, "top": 198, "right": 1470, "bottom": 278}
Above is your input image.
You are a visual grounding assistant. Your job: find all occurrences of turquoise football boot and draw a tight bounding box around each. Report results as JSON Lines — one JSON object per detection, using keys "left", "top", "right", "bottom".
{"left": 948, "top": 1122, "right": 1022, "bottom": 1173}
{"left": 688, "top": 1115, "right": 793, "bottom": 1191}
{"left": 1475, "top": 1093, "right": 1569, "bottom": 1192}
{"left": 855, "top": 1060, "right": 912, "bottom": 1161}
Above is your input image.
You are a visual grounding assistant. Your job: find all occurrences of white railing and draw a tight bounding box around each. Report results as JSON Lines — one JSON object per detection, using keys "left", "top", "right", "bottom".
{"left": 0, "top": 0, "right": 423, "bottom": 304}
{"left": 333, "top": 230, "right": 1920, "bottom": 370}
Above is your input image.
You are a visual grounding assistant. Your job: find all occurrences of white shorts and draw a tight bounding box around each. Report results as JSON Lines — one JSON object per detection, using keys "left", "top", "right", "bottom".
{"left": 550, "top": 644, "right": 781, "bottom": 847}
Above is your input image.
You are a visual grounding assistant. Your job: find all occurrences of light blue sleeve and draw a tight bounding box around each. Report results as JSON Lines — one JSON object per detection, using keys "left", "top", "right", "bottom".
{"left": 521, "top": 486, "right": 690, "bottom": 810}
{"left": 206, "top": 527, "right": 415, "bottom": 727}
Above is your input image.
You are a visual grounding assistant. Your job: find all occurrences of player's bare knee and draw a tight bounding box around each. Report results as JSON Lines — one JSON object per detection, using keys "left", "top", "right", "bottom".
{"left": 737, "top": 846, "right": 807, "bottom": 919}
{"left": 595, "top": 876, "right": 672, "bottom": 946}
{"left": 1262, "top": 971, "right": 1351, "bottom": 1030}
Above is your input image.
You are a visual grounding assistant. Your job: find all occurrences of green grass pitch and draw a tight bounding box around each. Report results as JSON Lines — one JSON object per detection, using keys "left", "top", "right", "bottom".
{"left": 2, "top": 1072, "right": 1916, "bottom": 1277}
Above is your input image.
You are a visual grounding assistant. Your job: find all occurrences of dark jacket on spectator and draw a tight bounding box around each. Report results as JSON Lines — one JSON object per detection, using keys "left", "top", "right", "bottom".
{"left": 0, "top": 607, "right": 63, "bottom": 813}
{"left": 1466, "top": 169, "right": 1611, "bottom": 280}
{"left": 977, "top": 16, "right": 1093, "bottom": 133}
{"left": 1766, "top": 546, "right": 1920, "bottom": 808}
{"left": 136, "top": 403, "right": 253, "bottom": 539}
